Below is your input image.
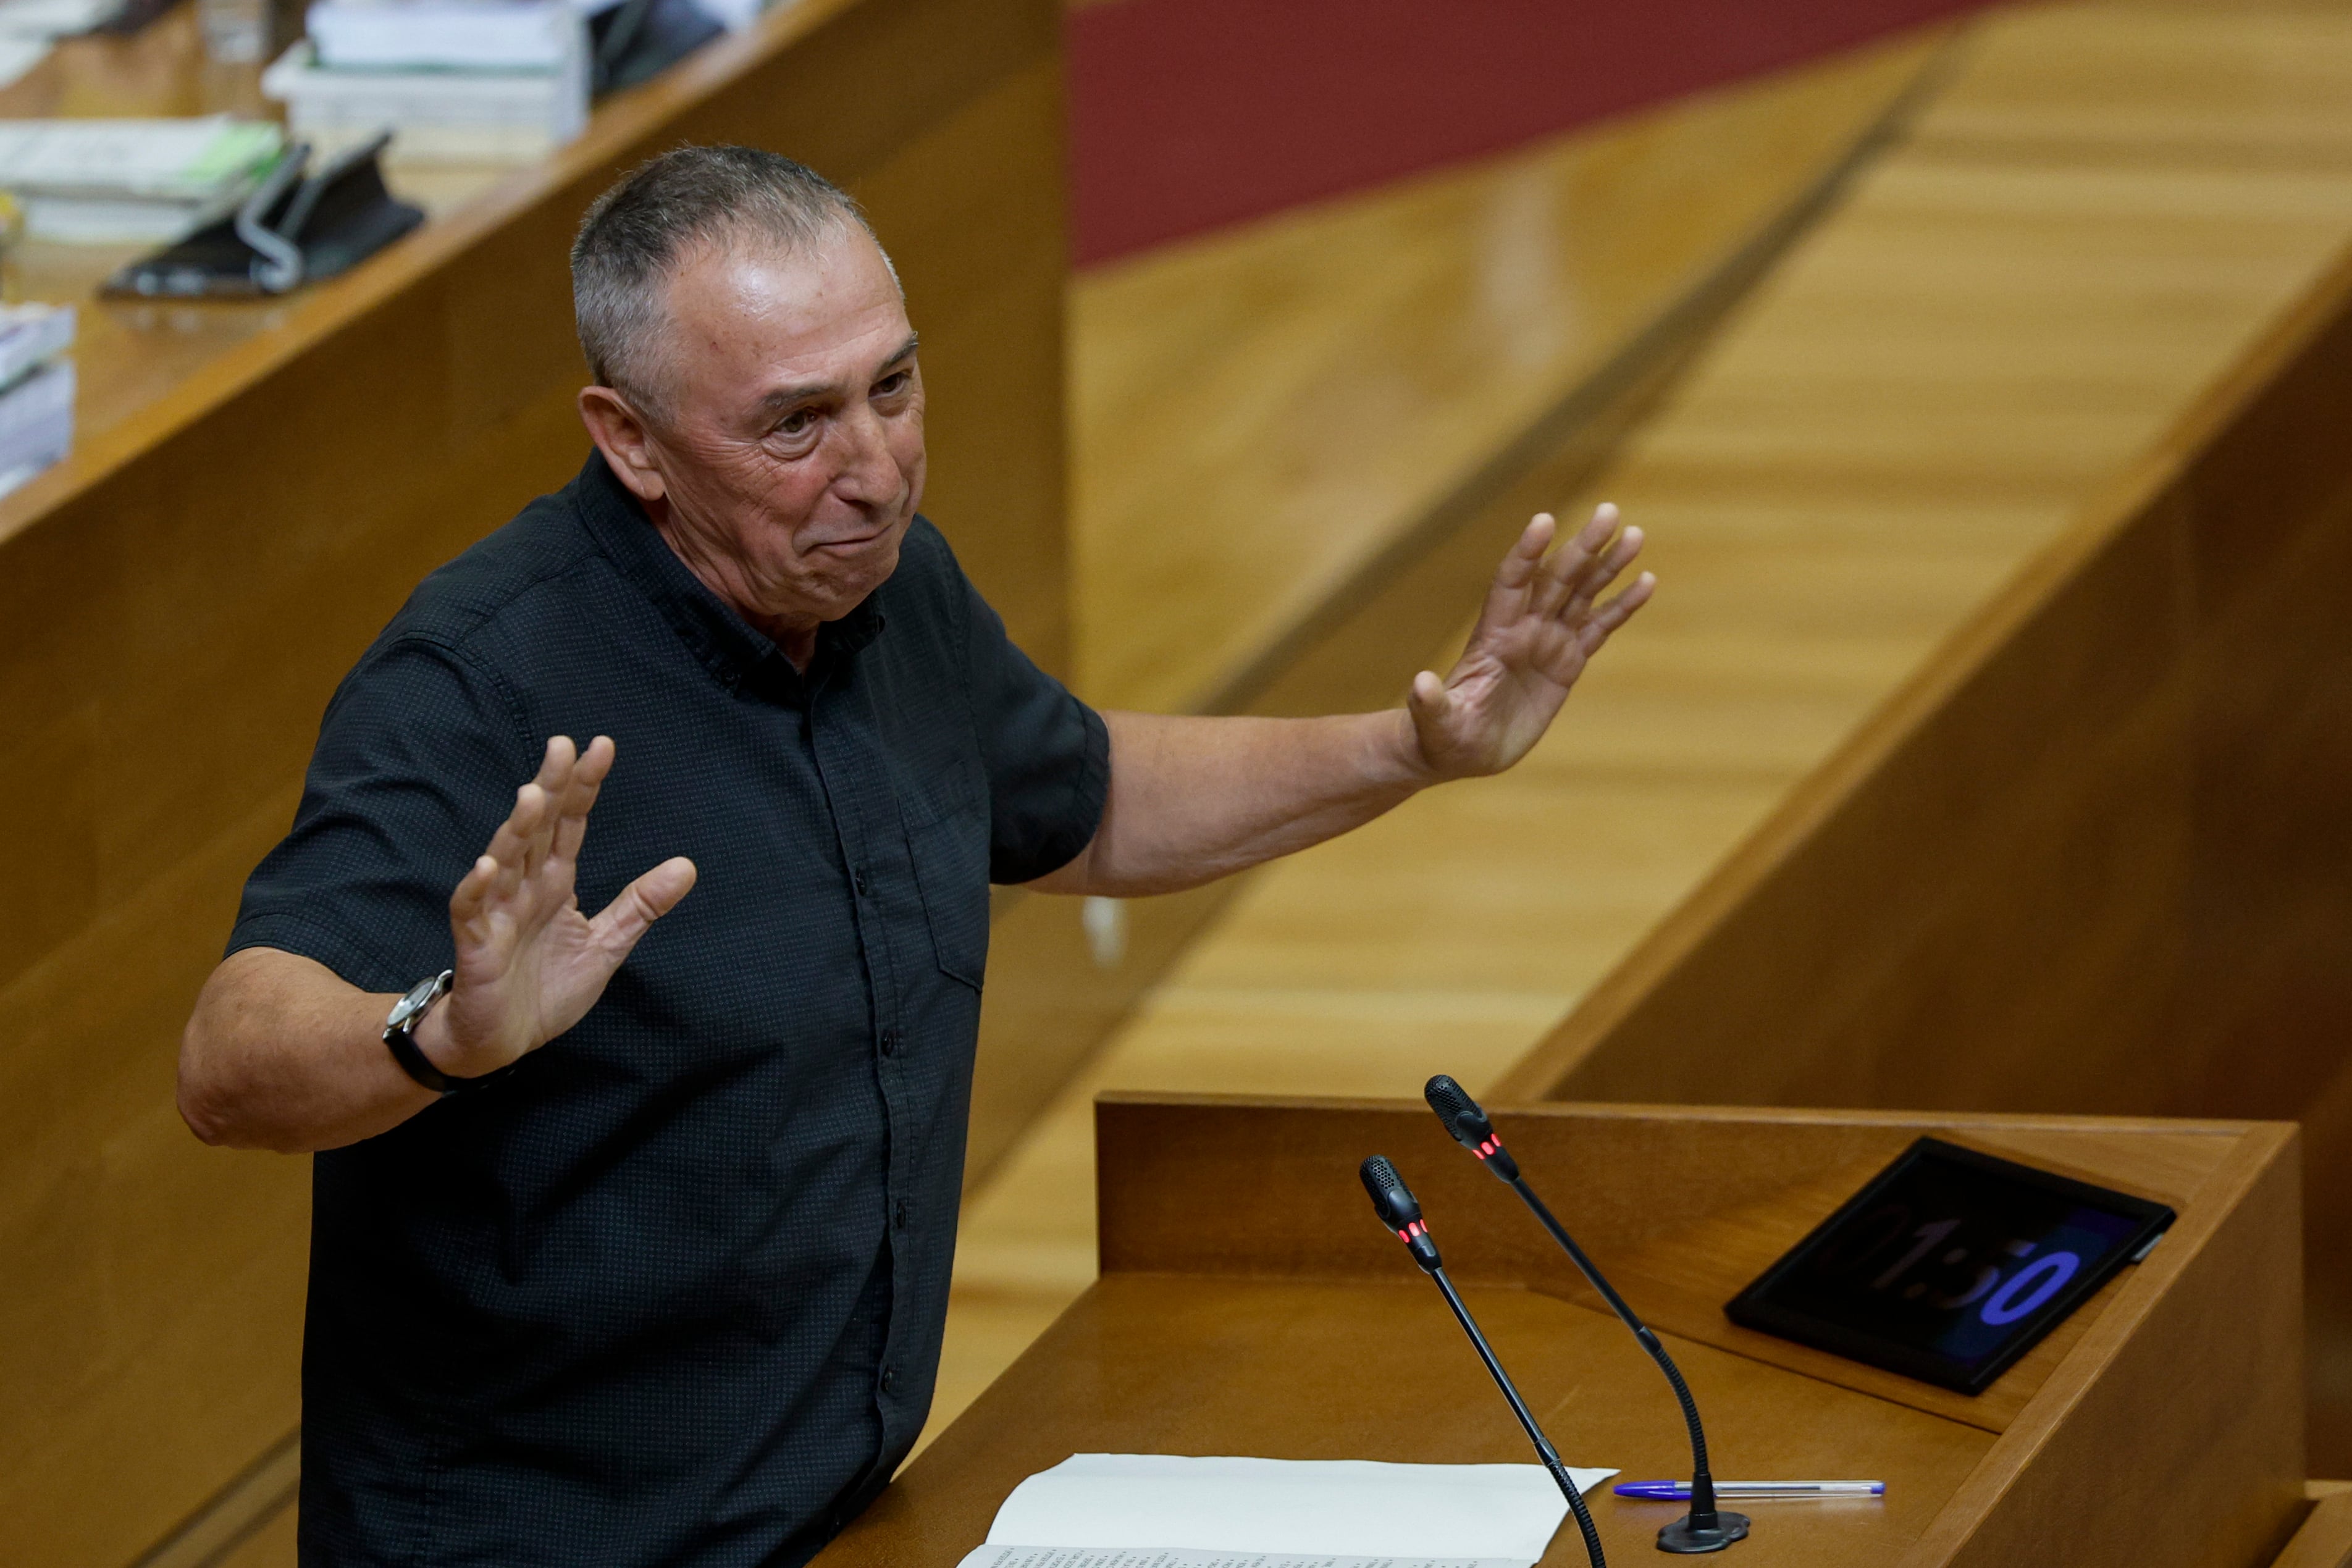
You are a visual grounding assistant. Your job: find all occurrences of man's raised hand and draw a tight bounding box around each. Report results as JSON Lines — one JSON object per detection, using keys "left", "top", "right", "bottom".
{"left": 419, "top": 736, "right": 697, "bottom": 1077}
{"left": 1406, "top": 504, "right": 1653, "bottom": 780}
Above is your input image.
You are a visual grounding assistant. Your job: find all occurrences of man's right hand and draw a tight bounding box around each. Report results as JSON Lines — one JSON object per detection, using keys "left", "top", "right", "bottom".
{"left": 413, "top": 736, "right": 697, "bottom": 1078}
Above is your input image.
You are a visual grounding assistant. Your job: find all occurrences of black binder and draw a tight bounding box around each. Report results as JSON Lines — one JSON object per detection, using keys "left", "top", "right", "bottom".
{"left": 103, "top": 135, "right": 425, "bottom": 301}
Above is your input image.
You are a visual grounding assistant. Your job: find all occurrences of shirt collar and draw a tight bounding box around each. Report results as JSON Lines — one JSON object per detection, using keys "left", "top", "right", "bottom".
{"left": 569, "top": 451, "right": 885, "bottom": 691}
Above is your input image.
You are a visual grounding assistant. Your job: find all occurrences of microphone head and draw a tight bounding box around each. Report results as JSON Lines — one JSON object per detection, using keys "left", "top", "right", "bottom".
{"left": 1359, "top": 1155, "right": 1424, "bottom": 1231}
{"left": 1425, "top": 1074, "right": 1495, "bottom": 1148}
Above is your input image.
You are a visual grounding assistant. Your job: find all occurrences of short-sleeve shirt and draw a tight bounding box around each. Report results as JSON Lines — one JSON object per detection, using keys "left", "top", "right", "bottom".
{"left": 229, "top": 452, "right": 1107, "bottom": 1568}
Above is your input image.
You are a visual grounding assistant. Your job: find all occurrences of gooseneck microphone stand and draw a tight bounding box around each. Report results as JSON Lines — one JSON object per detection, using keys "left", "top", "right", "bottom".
{"left": 1359, "top": 1155, "right": 1607, "bottom": 1568}
{"left": 1424, "top": 1076, "right": 1749, "bottom": 1555}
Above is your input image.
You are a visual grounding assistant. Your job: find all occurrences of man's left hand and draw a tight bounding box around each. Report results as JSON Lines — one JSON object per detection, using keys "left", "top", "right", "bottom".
{"left": 1407, "top": 503, "right": 1653, "bottom": 780}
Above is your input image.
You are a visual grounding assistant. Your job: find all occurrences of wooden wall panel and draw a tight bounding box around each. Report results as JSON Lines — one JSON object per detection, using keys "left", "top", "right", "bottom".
{"left": 0, "top": 0, "right": 1065, "bottom": 1560}
{"left": 1494, "top": 245, "right": 2352, "bottom": 1467}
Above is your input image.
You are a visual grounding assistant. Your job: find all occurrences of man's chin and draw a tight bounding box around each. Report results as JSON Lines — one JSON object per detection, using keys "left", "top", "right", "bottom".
{"left": 811, "top": 534, "right": 904, "bottom": 618}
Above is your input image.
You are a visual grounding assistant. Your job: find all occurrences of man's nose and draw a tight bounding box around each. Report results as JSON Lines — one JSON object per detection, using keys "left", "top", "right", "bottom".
{"left": 828, "top": 403, "right": 904, "bottom": 504}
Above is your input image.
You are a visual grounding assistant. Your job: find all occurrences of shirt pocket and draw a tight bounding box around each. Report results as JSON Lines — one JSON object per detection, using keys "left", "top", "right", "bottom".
{"left": 904, "top": 779, "right": 990, "bottom": 991}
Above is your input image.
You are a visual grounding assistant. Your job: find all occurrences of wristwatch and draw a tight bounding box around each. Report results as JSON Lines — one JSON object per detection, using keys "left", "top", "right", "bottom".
{"left": 382, "top": 970, "right": 511, "bottom": 1094}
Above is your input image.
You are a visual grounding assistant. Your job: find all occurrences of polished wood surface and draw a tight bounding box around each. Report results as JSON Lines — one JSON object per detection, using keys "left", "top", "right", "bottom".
{"left": 939, "top": 30, "right": 1956, "bottom": 1433}
{"left": 12, "top": 0, "right": 2343, "bottom": 1556}
{"left": 2280, "top": 1487, "right": 2352, "bottom": 1568}
{"left": 831, "top": 1097, "right": 2303, "bottom": 1568}
{"left": 0, "top": 2, "right": 264, "bottom": 119}
{"left": 1067, "top": 27, "right": 1942, "bottom": 717}
{"left": 942, "top": 0, "right": 2352, "bottom": 1462}
{"left": 0, "top": 0, "right": 1067, "bottom": 1561}
{"left": 1495, "top": 193, "right": 2352, "bottom": 1468}
{"left": 956, "top": 23, "right": 1950, "bottom": 1199}
{"left": 1490, "top": 223, "right": 2352, "bottom": 1104}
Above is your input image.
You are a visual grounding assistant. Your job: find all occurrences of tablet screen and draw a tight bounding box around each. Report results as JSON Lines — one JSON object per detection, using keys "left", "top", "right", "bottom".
{"left": 1725, "top": 1137, "right": 2174, "bottom": 1393}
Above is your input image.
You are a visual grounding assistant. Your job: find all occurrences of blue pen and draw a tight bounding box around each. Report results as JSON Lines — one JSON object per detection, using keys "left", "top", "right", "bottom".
{"left": 1614, "top": 1480, "right": 1886, "bottom": 1500}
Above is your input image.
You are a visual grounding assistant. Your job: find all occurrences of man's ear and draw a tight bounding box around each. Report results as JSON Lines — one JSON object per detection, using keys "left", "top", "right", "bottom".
{"left": 578, "top": 385, "right": 668, "bottom": 505}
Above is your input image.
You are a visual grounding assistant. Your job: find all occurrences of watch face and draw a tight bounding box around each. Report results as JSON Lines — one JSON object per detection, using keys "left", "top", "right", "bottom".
{"left": 390, "top": 971, "right": 448, "bottom": 1029}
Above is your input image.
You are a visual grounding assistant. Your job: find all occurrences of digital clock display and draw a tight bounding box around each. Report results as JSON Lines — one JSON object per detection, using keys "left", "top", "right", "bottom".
{"left": 1724, "top": 1138, "right": 2175, "bottom": 1394}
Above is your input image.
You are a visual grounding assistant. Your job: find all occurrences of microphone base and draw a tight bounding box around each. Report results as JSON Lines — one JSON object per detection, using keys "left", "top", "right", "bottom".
{"left": 1656, "top": 1511, "right": 1751, "bottom": 1554}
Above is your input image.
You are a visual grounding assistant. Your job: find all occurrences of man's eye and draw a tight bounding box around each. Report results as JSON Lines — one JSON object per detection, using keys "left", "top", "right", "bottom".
{"left": 874, "top": 371, "right": 910, "bottom": 397}
{"left": 776, "top": 409, "right": 817, "bottom": 436}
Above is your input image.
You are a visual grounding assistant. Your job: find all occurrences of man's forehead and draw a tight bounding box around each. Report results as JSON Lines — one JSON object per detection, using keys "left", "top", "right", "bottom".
{"left": 668, "top": 227, "right": 910, "bottom": 363}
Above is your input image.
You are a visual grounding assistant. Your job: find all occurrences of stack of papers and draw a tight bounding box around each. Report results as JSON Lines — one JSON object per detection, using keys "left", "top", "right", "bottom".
{"left": 959, "top": 1454, "right": 1619, "bottom": 1568}
{"left": 0, "top": 301, "right": 76, "bottom": 500}
{"left": 0, "top": 0, "right": 122, "bottom": 83}
{"left": 0, "top": 117, "right": 286, "bottom": 243}
{"left": 307, "top": 0, "right": 582, "bottom": 70}
{"left": 0, "top": 0, "right": 119, "bottom": 35}
{"left": 264, "top": 0, "right": 592, "bottom": 164}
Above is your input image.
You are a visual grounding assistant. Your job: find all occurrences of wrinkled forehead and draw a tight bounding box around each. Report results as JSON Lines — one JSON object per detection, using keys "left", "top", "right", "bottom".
{"left": 653, "top": 222, "right": 911, "bottom": 395}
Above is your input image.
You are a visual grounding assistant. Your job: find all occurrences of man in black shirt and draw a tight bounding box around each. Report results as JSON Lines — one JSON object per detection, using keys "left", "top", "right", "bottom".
{"left": 176, "top": 147, "right": 1652, "bottom": 1567}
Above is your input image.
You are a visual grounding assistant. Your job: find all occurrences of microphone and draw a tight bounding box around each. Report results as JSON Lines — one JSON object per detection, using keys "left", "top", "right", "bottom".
{"left": 1359, "top": 1156, "right": 1608, "bottom": 1568}
{"left": 1424, "top": 1076, "right": 1749, "bottom": 1554}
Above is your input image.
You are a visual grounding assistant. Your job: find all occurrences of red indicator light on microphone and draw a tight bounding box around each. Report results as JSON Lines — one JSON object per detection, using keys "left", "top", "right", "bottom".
{"left": 1477, "top": 1137, "right": 1502, "bottom": 1158}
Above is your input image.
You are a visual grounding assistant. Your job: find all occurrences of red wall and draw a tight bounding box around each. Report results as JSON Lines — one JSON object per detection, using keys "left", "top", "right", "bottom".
{"left": 1070, "top": 0, "right": 1993, "bottom": 266}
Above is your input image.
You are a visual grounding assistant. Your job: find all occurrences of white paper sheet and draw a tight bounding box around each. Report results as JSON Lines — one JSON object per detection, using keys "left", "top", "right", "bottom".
{"left": 980, "top": 1454, "right": 1618, "bottom": 1568}
{"left": 958, "top": 1549, "right": 1520, "bottom": 1568}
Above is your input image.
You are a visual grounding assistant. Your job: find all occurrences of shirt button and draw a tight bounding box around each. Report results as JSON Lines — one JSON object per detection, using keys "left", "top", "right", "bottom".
{"left": 893, "top": 1198, "right": 909, "bottom": 1230}
{"left": 879, "top": 1026, "right": 899, "bottom": 1058}
{"left": 852, "top": 870, "right": 869, "bottom": 897}
{"left": 880, "top": 1366, "right": 900, "bottom": 1395}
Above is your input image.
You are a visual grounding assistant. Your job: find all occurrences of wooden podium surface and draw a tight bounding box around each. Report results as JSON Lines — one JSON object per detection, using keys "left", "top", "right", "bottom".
{"left": 826, "top": 1096, "right": 2306, "bottom": 1568}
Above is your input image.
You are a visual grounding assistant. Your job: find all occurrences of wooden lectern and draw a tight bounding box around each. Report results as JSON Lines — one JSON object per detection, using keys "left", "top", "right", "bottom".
{"left": 822, "top": 1095, "right": 2309, "bottom": 1568}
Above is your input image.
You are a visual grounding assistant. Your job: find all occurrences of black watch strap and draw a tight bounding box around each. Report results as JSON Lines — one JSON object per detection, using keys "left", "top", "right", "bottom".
{"left": 384, "top": 1018, "right": 468, "bottom": 1094}
{"left": 383, "top": 971, "right": 516, "bottom": 1094}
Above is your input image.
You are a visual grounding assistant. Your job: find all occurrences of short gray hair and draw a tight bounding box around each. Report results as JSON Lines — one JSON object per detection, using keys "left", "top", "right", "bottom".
{"left": 570, "top": 145, "right": 885, "bottom": 413}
